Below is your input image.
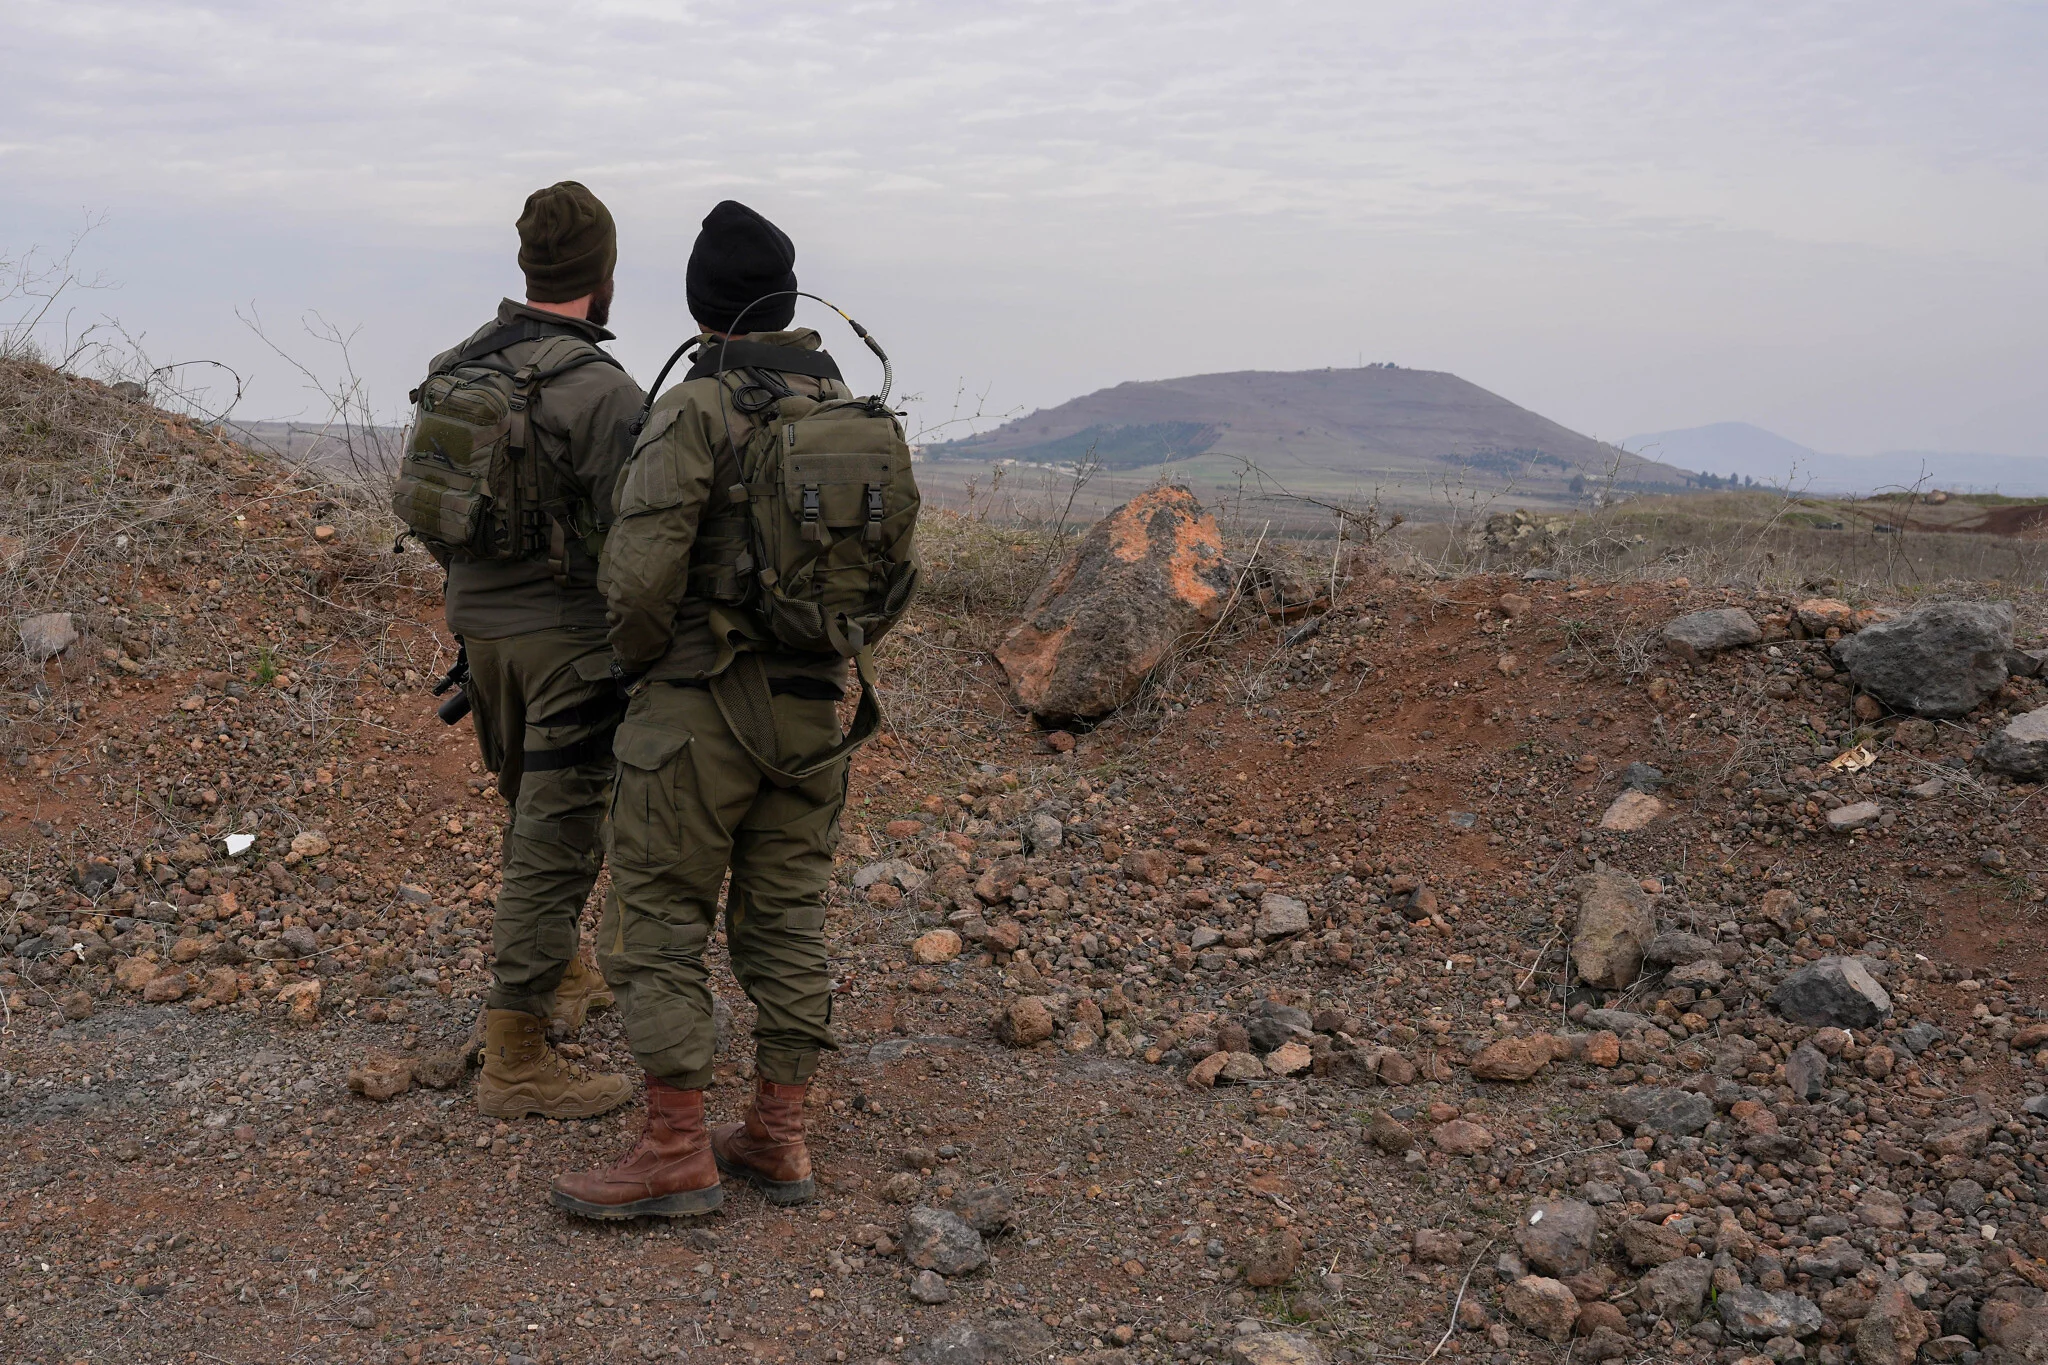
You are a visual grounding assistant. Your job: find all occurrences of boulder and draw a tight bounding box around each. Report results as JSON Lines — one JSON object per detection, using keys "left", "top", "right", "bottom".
{"left": 1661, "top": 608, "right": 1761, "bottom": 662}
{"left": 1572, "top": 869, "right": 1654, "bottom": 989}
{"left": 16, "top": 612, "right": 77, "bottom": 662}
{"left": 1980, "top": 704, "right": 2048, "bottom": 780}
{"left": 995, "top": 484, "right": 1235, "bottom": 721}
{"left": 1833, "top": 599, "right": 2014, "bottom": 717}
{"left": 1770, "top": 956, "right": 1892, "bottom": 1029}
{"left": 1514, "top": 1199, "right": 1598, "bottom": 1276}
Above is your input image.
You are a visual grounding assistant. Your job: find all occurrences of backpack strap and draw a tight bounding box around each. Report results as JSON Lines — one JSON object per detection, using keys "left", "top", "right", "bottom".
{"left": 707, "top": 650, "right": 880, "bottom": 790}
{"left": 684, "top": 340, "right": 843, "bottom": 384}
{"left": 438, "top": 317, "right": 625, "bottom": 374}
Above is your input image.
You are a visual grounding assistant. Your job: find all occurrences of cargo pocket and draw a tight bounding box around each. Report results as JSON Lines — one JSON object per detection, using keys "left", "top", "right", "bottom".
{"left": 608, "top": 721, "right": 692, "bottom": 869}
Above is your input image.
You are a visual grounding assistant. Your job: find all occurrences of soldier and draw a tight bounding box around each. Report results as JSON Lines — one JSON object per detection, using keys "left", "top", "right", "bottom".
{"left": 550, "top": 200, "right": 919, "bottom": 1219}
{"left": 407, "top": 181, "right": 644, "bottom": 1121}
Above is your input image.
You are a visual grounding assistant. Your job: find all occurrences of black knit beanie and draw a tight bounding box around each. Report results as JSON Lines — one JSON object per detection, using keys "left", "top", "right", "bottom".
{"left": 686, "top": 200, "right": 797, "bottom": 333}
{"left": 517, "top": 181, "right": 617, "bottom": 303}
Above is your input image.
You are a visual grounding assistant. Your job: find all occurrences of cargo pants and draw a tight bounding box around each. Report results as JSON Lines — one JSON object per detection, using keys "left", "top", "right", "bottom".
{"left": 463, "top": 628, "right": 620, "bottom": 1017}
{"left": 599, "top": 681, "right": 844, "bottom": 1089}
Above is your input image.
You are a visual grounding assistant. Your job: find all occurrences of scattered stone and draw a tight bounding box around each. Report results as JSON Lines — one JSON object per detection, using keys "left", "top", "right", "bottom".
{"left": 1621, "top": 1219, "right": 1689, "bottom": 1268}
{"left": 1717, "top": 1286, "right": 1823, "bottom": 1340}
{"left": 1785, "top": 1042, "right": 1829, "bottom": 1100}
{"left": 904, "top": 1206, "right": 987, "bottom": 1276}
{"left": 1661, "top": 608, "right": 1762, "bottom": 662}
{"left": 908, "top": 1269, "right": 952, "bottom": 1304}
{"left": 1430, "top": 1119, "right": 1495, "bottom": 1155}
{"left": 1187, "top": 1052, "right": 1232, "bottom": 1089}
{"left": 904, "top": 1315, "right": 1056, "bottom": 1365}
{"left": 994, "top": 997, "right": 1055, "bottom": 1048}
{"left": 881, "top": 1172, "right": 922, "bottom": 1204}
{"left": 142, "top": 970, "right": 191, "bottom": 1003}
{"left": 1516, "top": 1199, "right": 1597, "bottom": 1277}
{"left": 1470, "top": 1034, "right": 1556, "bottom": 1082}
{"left": 912, "top": 930, "right": 963, "bottom": 965}
{"left": 1635, "top": 1256, "right": 1712, "bottom": 1322}
{"left": 1572, "top": 868, "right": 1654, "bottom": 989}
{"left": 276, "top": 978, "right": 323, "bottom": 1025}
{"left": 1226, "top": 1332, "right": 1327, "bottom": 1365}
{"left": 947, "top": 1183, "right": 1015, "bottom": 1236}
{"left": 1503, "top": 1276, "right": 1579, "bottom": 1342}
{"left": 289, "top": 830, "right": 331, "bottom": 859}
{"left": 58, "top": 990, "right": 93, "bottom": 1020}
{"left": 1412, "top": 1228, "right": 1463, "bottom": 1265}
{"left": 114, "top": 957, "right": 160, "bottom": 992}
{"left": 1794, "top": 598, "right": 1855, "bottom": 634}
{"left": 1980, "top": 704, "right": 2048, "bottom": 780}
{"left": 1255, "top": 894, "right": 1311, "bottom": 941}
{"left": 995, "top": 484, "right": 1235, "bottom": 721}
{"left": 1023, "top": 811, "right": 1064, "bottom": 853}
{"left": 1834, "top": 599, "right": 2014, "bottom": 717}
{"left": 1367, "top": 1112, "right": 1414, "bottom": 1154}
{"left": 1618, "top": 762, "right": 1663, "bottom": 792}
{"left": 1597, "top": 789, "right": 1663, "bottom": 832}
{"left": 1825, "top": 801, "right": 1881, "bottom": 833}
{"left": 1770, "top": 956, "right": 1892, "bottom": 1029}
{"left": 1263, "top": 1041, "right": 1312, "bottom": 1077}
{"left": 1241, "top": 1230, "right": 1302, "bottom": 1288}
{"left": 1603, "top": 1086, "right": 1713, "bottom": 1136}
{"left": 855, "top": 858, "right": 927, "bottom": 892}
{"left": 17, "top": 612, "right": 78, "bottom": 662}
{"left": 347, "top": 1054, "right": 413, "bottom": 1102}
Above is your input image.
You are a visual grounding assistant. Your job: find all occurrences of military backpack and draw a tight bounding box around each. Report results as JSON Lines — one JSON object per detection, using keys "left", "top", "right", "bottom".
{"left": 393, "top": 319, "right": 623, "bottom": 578}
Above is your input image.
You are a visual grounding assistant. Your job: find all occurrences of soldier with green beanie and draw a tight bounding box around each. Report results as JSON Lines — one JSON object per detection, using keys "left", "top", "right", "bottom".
{"left": 550, "top": 200, "right": 892, "bottom": 1220}
{"left": 411, "top": 180, "right": 644, "bottom": 1122}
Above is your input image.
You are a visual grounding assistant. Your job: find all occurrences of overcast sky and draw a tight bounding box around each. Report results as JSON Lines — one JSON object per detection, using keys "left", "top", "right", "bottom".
{"left": 4, "top": 1, "right": 2044, "bottom": 458}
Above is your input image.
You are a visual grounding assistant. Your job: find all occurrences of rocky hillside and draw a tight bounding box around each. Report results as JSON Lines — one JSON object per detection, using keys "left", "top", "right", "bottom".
{"left": 5, "top": 355, "right": 2048, "bottom": 1365}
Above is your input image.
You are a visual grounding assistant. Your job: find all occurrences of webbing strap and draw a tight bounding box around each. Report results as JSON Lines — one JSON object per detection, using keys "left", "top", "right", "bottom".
{"left": 684, "top": 341, "right": 844, "bottom": 384}
{"left": 522, "top": 729, "right": 619, "bottom": 773}
{"left": 708, "top": 651, "right": 879, "bottom": 790}
{"left": 442, "top": 317, "right": 617, "bottom": 372}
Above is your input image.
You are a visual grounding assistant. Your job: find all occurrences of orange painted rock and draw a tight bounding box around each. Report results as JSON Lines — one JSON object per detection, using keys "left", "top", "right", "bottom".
{"left": 996, "top": 485, "right": 1233, "bottom": 720}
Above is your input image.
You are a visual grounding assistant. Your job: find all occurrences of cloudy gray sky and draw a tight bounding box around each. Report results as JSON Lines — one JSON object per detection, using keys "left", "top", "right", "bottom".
{"left": 3, "top": 1, "right": 2044, "bottom": 457}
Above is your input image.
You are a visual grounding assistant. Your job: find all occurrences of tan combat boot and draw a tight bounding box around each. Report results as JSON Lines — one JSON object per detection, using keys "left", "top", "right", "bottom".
{"left": 550, "top": 1077, "right": 723, "bottom": 1220}
{"left": 547, "top": 953, "right": 614, "bottom": 1034}
{"left": 710, "top": 1078, "right": 815, "bottom": 1204}
{"left": 476, "top": 1009, "right": 632, "bottom": 1120}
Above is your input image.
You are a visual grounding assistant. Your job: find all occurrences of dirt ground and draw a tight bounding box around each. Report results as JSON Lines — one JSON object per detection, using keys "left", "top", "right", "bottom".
{"left": 5, "top": 367, "right": 2048, "bottom": 1365}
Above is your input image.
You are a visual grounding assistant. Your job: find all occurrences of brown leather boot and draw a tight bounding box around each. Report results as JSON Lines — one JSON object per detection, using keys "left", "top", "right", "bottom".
{"left": 549, "top": 1077, "right": 723, "bottom": 1220}
{"left": 476, "top": 1009, "right": 633, "bottom": 1120}
{"left": 710, "top": 1078, "right": 815, "bottom": 1205}
{"left": 546, "top": 953, "right": 614, "bottom": 1035}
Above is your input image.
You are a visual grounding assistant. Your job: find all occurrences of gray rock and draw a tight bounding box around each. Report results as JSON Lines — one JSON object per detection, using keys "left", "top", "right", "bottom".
{"left": 1662, "top": 608, "right": 1762, "bottom": 662}
{"left": 2025, "top": 1095, "right": 2048, "bottom": 1119}
{"left": 1770, "top": 956, "right": 1892, "bottom": 1029}
{"left": 1834, "top": 599, "right": 2014, "bottom": 718}
{"left": 1255, "top": 894, "right": 1311, "bottom": 941}
{"left": 854, "top": 858, "right": 927, "bottom": 892}
{"left": 1785, "top": 1042, "right": 1829, "bottom": 1100}
{"left": 1573, "top": 868, "right": 1655, "bottom": 989}
{"left": 904, "top": 1206, "right": 988, "bottom": 1276}
{"left": 1635, "top": 1256, "right": 1712, "bottom": 1322}
{"left": 17, "top": 612, "right": 77, "bottom": 662}
{"left": 1943, "top": 1178, "right": 1987, "bottom": 1215}
{"left": 908, "top": 1269, "right": 952, "bottom": 1304}
{"left": 947, "top": 1183, "right": 1016, "bottom": 1235}
{"left": 1513, "top": 1198, "right": 1598, "bottom": 1277}
{"left": 1793, "top": 1236, "right": 1864, "bottom": 1281}
{"left": 1227, "top": 1332, "right": 1329, "bottom": 1365}
{"left": 1603, "top": 1086, "right": 1713, "bottom": 1136}
{"left": 904, "top": 1315, "right": 1056, "bottom": 1365}
{"left": 1644, "top": 931, "right": 1717, "bottom": 967}
{"left": 1980, "top": 705, "right": 2048, "bottom": 781}
{"left": 1825, "top": 801, "right": 1882, "bottom": 832}
{"left": 1668, "top": 959, "right": 1728, "bottom": 989}
{"left": 1023, "top": 811, "right": 1064, "bottom": 853}
{"left": 1897, "top": 1021, "right": 1945, "bottom": 1054}
{"left": 1582, "top": 1008, "right": 1658, "bottom": 1035}
{"left": 1247, "top": 1001, "right": 1313, "bottom": 1053}
{"left": 1619, "top": 762, "right": 1665, "bottom": 792}
{"left": 1717, "top": 1286, "right": 1824, "bottom": 1340}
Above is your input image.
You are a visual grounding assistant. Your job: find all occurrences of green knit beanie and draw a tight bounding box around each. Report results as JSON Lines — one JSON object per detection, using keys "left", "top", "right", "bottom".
{"left": 516, "top": 181, "right": 617, "bottom": 303}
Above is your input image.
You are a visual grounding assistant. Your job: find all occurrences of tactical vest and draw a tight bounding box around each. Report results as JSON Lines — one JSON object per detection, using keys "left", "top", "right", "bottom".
{"left": 394, "top": 318, "right": 623, "bottom": 581}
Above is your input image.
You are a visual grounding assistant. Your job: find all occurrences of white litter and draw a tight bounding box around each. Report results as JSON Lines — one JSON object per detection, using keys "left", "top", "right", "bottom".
{"left": 224, "top": 833, "right": 256, "bottom": 856}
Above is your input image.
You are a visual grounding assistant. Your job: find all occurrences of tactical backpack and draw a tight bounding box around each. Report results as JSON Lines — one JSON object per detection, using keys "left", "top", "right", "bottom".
{"left": 393, "top": 319, "right": 623, "bottom": 578}
{"left": 637, "top": 333, "right": 921, "bottom": 785}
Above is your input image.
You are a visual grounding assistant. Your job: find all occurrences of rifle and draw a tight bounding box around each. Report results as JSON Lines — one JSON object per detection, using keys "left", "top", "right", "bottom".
{"left": 433, "top": 642, "right": 472, "bottom": 725}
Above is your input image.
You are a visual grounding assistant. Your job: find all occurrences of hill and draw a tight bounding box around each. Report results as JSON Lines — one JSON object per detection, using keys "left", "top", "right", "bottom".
{"left": 926, "top": 364, "right": 1693, "bottom": 525}
{"left": 1625, "top": 420, "right": 2048, "bottom": 496}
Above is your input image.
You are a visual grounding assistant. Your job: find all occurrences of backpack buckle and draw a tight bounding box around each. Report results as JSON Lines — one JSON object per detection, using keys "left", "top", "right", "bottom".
{"left": 865, "top": 483, "right": 885, "bottom": 544}
{"left": 801, "top": 484, "right": 823, "bottom": 542}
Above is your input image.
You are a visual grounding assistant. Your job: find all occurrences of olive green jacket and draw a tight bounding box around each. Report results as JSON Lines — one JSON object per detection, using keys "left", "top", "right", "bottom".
{"left": 600, "top": 328, "right": 847, "bottom": 687}
{"left": 432, "top": 300, "right": 646, "bottom": 638}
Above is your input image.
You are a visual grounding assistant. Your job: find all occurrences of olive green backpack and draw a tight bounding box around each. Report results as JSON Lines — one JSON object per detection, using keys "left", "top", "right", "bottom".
{"left": 393, "top": 320, "right": 622, "bottom": 577}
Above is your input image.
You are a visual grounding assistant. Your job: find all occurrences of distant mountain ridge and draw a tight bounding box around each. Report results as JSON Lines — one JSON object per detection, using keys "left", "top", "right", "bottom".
{"left": 1624, "top": 421, "right": 2048, "bottom": 496}
{"left": 933, "top": 365, "right": 1692, "bottom": 500}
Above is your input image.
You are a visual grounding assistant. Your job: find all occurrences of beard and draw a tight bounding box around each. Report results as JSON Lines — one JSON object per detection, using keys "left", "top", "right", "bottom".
{"left": 586, "top": 278, "right": 615, "bottom": 328}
